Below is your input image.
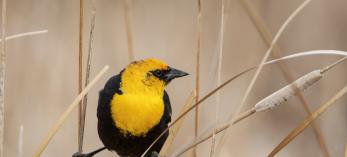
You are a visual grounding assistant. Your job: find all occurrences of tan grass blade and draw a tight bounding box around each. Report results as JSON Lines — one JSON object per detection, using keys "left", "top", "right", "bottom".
{"left": 0, "top": 30, "right": 48, "bottom": 42}
{"left": 18, "top": 125, "right": 24, "bottom": 157}
{"left": 77, "top": 0, "right": 84, "bottom": 153}
{"left": 142, "top": 50, "right": 347, "bottom": 157}
{"left": 79, "top": 2, "right": 97, "bottom": 153}
{"left": 193, "top": 0, "right": 202, "bottom": 156}
{"left": 216, "top": 0, "right": 313, "bottom": 154}
{"left": 159, "top": 91, "right": 196, "bottom": 156}
{"left": 140, "top": 67, "right": 254, "bottom": 157}
{"left": 32, "top": 66, "right": 109, "bottom": 157}
{"left": 170, "top": 108, "right": 256, "bottom": 157}
{"left": 254, "top": 70, "right": 322, "bottom": 112}
{"left": 268, "top": 83, "right": 347, "bottom": 157}
{"left": 172, "top": 60, "right": 343, "bottom": 156}
{"left": 345, "top": 139, "right": 347, "bottom": 157}
{"left": 0, "top": 0, "right": 6, "bottom": 156}
{"left": 124, "top": 0, "right": 134, "bottom": 62}
{"left": 210, "top": 0, "right": 226, "bottom": 156}
{"left": 237, "top": 0, "right": 330, "bottom": 155}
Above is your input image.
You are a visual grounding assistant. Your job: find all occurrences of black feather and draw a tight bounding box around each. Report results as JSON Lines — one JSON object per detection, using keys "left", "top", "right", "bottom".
{"left": 97, "top": 73, "right": 171, "bottom": 157}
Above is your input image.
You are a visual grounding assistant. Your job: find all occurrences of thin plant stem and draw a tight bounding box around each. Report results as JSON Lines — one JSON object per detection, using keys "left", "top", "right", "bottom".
{"left": 33, "top": 66, "right": 109, "bottom": 157}
{"left": 0, "top": 30, "right": 48, "bottom": 42}
{"left": 18, "top": 125, "right": 23, "bottom": 157}
{"left": 159, "top": 91, "right": 196, "bottom": 156}
{"left": 214, "top": 0, "right": 331, "bottom": 156}
{"left": 0, "top": 29, "right": 46, "bottom": 156}
{"left": 194, "top": 0, "right": 202, "bottom": 156}
{"left": 79, "top": 1, "right": 96, "bottom": 153}
{"left": 210, "top": 0, "right": 226, "bottom": 156}
{"left": 216, "top": 0, "right": 313, "bottom": 154}
{"left": 172, "top": 57, "right": 347, "bottom": 156}
{"left": 0, "top": 0, "right": 6, "bottom": 156}
{"left": 77, "top": 0, "right": 84, "bottom": 153}
{"left": 240, "top": 0, "right": 330, "bottom": 156}
{"left": 268, "top": 83, "right": 347, "bottom": 156}
{"left": 141, "top": 50, "right": 347, "bottom": 157}
{"left": 140, "top": 67, "right": 254, "bottom": 157}
{"left": 124, "top": 0, "right": 134, "bottom": 62}
{"left": 170, "top": 108, "right": 256, "bottom": 157}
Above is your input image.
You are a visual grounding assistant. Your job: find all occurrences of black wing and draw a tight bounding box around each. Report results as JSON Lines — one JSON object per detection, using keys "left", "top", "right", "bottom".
{"left": 97, "top": 74, "right": 122, "bottom": 121}
{"left": 163, "top": 91, "right": 172, "bottom": 124}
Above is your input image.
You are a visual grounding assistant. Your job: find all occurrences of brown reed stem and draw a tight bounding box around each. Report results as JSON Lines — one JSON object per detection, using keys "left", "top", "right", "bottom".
{"left": 210, "top": 0, "right": 226, "bottom": 156}
{"left": 79, "top": 1, "right": 96, "bottom": 153}
{"left": 268, "top": 83, "right": 347, "bottom": 156}
{"left": 77, "top": 0, "right": 84, "bottom": 153}
{"left": 232, "top": 0, "right": 331, "bottom": 156}
{"left": 170, "top": 108, "right": 256, "bottom": 157}
{"left": 140, "top": 67, "right": 254, "bottom": 157}
{"left": 18, "top": 125, "right": 23, "bottom": 157}
{"left": 33, "top": 66, "right": 109, "bottom": 157}
{"left": 159, "top": 91, "right": 196, "bottom": 156}
{"left": 194, "top": 0, "right": 202, "bottom": 156}
{"left": 124, "top": 0, "right": 134, "bottom": 62}
{"left": 0, "top": 30, "right": 48, "bottom": 42}
{"left": 144, "top": 51, "right": 345, "bottom": 157}
{"left": 0, "top": 0, "right": 6, "bottom": 156}
{"left": 215, "top": 0, "right": 313, "bottom": 154}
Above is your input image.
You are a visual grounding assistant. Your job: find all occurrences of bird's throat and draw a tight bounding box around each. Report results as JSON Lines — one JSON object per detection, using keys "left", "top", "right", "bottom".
{"left": 111, "top": 93, "right": 164, "bottom": 137}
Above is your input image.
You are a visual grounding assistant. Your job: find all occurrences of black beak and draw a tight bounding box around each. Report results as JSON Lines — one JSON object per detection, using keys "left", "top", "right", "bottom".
{"left": 164, "top": 67, "right": 189, "bottom": 83}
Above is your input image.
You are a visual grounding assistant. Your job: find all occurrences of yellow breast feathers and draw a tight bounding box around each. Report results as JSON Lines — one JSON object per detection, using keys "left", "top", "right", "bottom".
{"left": 111, "top": 58, "right": 168, "bottom": 136}
{"left": 111, "top": 93, "right": 164, "bottom": 136}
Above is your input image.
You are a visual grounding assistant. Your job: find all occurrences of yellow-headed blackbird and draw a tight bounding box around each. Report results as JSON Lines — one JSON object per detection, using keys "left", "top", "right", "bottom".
{"left": 73, "top": 58, "right": 188, "bottom": 157}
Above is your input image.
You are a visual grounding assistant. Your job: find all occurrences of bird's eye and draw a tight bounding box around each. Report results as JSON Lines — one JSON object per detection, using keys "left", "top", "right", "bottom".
{"left": 153, "top": 70, "right": 163, "bottom": 77}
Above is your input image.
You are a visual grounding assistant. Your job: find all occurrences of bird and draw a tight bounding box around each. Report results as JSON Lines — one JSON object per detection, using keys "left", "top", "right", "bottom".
{"left": 73, "top": 58, "right": 189, "bottom": 157}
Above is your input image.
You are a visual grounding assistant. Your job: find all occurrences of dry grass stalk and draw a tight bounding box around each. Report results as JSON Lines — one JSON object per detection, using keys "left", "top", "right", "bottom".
{"left": 124, "top": 0, "right": 134, "bottom": 62}
{"left": 140, "top": 67, "right": 254, "bottom": 157}
{"left": 18, "top": 125, "right": 23, "bottom": 157}
{"left": 77, "top": 0, "right": 84, "bottom": 153}
{"left": 0, "top": 30, "right": 48, "bottom": 42}
{"left": 248, "top": 55, "right": 345, "bottom": 112}
{"left": 159, "top": 91, "right": 196, "bottom": 156}
{"left": 216, "top": 0, "right": 313, "bottom": 153}
{"left": 0, "top": 28, "right": 48, "bottom": 157}
{"left": 143, "top": 50, "right": 347, "bottom": 157}
{"left": 193, "top": 0, "right": 202, "bottom": 156}
{"left": 268, "top": 83, "right": 347, "bottom": 156}
{"left": 236, "top": 0, "right": 330, "bottom": 156}
{"left": 32, "top": 66, "right": 109, "bottom": 157}
{"left": 186, "top": 69, "right": 323, "bottom": 156}
{"left": 183, "top": 56, "right": 344, "bottom": 156}
{"left": 172, "top": 56, "right": 343, "bottom": 156}
{"left": 254, "top": 70, "right": 322, "bottom": 112}
{"left": 210, "top": 0, "right": 226, "bottom": 156}
{"left": 265, "top": 57, "right": 347, "bottom": 156}
{"left": 79, "top": 1, "right": 96, "bottom": 153}
{"left": 345, "top": 139, "right": 347, "bottom": 157}
{"left": 170, "top": 108, "right": 256, "bottom": 157}
{"left": 0, "top": 0, "right": 6, "bottom": 156}
{"left": 0, "top": 28, "right": 47, "bottom": 156}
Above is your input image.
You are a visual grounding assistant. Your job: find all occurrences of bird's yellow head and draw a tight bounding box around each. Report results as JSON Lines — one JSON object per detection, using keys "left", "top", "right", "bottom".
{"left": 120, "top": 58, "right": 189, "bottom": 95}
{"left": 112, "top": 58, "right": 188, "bottom": 136}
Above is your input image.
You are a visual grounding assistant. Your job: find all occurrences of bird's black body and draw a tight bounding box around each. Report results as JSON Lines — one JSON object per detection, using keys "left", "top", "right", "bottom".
{"left": 97, "top": 73, "right": 172, "bottom": 157}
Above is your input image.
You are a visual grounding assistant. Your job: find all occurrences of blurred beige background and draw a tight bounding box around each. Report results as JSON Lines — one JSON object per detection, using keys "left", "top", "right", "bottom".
{"left": 2, "top": 0, "right": 347, "bottom": 156}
